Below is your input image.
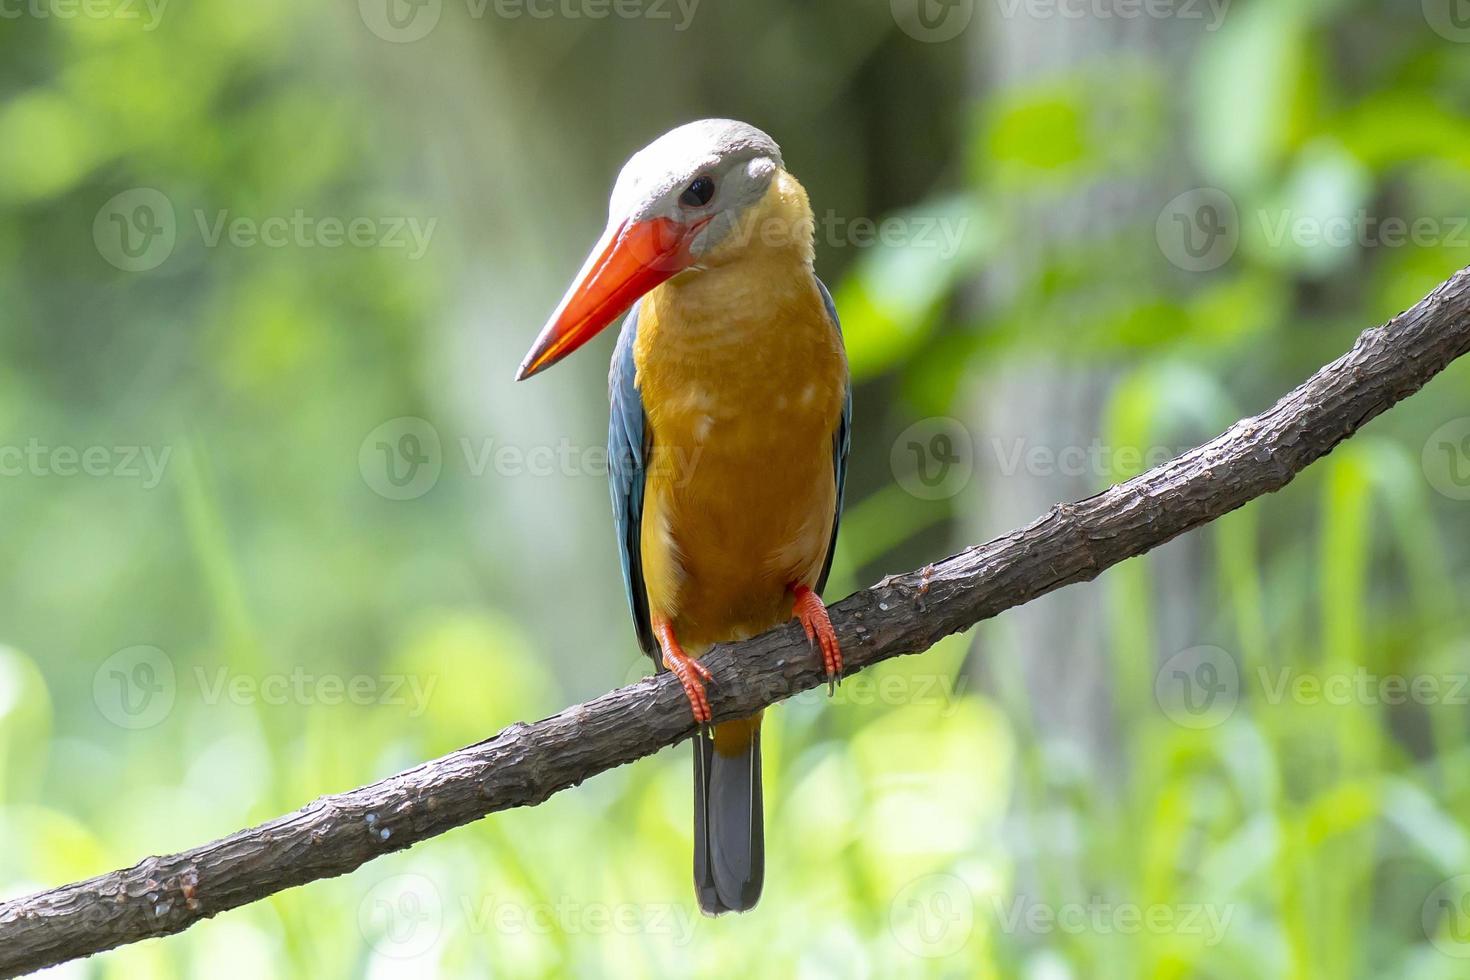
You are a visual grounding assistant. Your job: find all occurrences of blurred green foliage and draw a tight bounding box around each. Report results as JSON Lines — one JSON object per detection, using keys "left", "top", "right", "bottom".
{"left": 2, "top": 0, "right": 1469, "bottom": 977}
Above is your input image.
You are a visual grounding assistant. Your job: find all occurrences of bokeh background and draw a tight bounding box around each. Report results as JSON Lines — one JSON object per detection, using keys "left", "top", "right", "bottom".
{"left": 4, "top": 0, "right": 1470, "bottom": 976}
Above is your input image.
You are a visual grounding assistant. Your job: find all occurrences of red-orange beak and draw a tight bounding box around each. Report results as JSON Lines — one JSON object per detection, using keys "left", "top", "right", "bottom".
{"left": 515, "top": 216, "right": 698, "bottom": 381}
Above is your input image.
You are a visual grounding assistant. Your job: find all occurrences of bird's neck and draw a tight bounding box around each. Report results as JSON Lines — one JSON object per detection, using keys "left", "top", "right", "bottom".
{"left": 645, "top": 170, "right": 817, "bottom": 336}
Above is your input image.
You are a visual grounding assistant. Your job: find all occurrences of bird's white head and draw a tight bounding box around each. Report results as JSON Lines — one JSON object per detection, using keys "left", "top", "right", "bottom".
{"left": 516, "top": 119, "right": 787, "bottom": 380}
{"left": 610, "top": 118, "right": 784, "bottom": 267}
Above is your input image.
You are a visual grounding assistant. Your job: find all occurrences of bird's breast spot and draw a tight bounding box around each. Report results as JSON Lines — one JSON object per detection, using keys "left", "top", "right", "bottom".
{"left": 683, "top": 387, "right": 716, "bottom": 412}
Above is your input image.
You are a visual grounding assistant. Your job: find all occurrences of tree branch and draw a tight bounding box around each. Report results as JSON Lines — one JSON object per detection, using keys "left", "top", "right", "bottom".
{"left": 5, "top": 267, "right": 1470, "bottom": 977}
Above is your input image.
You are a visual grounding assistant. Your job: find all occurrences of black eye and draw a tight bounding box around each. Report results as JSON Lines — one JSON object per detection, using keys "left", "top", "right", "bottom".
{"left": 680, "top": 175, "right": 715, "bottom": 208}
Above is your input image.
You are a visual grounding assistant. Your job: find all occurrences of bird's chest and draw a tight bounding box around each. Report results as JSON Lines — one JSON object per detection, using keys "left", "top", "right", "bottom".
{"left": 650, "top": 343, "right": 839, "bottom": 474}
{"left": 635, "top": 304, "right": 845, "bottom": 640}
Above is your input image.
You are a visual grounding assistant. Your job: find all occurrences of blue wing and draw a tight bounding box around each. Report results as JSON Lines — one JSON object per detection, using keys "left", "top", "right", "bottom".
{"left": 607, "top": 279, "right": 852, "bottom": 661}
{"left": 814, "top": 277, "right": 851, "bottom": 596}
{"left": 608, "top": 301, "right": 656, "bottom": 658}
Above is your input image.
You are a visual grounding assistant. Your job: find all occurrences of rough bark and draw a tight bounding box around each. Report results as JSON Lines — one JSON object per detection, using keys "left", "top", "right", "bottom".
{"left": 2, "top": 267, "right": 1469, "bottom": 977}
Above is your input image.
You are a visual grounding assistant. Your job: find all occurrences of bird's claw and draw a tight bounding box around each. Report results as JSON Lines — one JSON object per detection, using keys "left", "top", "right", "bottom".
{"left": 791, "top": 584, "right": 842, "bottom": 694}
{"left": 655, "top": 618, "right": 713, "bottom": 727}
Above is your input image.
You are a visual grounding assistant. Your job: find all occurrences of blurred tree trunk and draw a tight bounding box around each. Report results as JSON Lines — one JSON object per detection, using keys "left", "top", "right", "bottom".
{"left": 963, "top": 12, "right": 1202, "bottom": 780}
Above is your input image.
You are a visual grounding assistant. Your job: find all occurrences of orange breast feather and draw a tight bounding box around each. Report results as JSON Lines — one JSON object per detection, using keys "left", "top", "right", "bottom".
{"left": 634, "top": 249, "right": 846, "bottom": 653}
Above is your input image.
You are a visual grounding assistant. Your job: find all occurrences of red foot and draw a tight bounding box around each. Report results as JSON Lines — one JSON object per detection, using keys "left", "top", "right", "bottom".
{"left": 791, "top": 584, "right": 843, "bottom": 693}
{"left": 654, "top": 618, "right": 713, "bottom": 725}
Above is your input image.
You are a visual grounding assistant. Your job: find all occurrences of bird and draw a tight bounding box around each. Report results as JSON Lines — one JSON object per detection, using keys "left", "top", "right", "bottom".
{"left": 516, "top": 119, "right": 850, "bottom": 915}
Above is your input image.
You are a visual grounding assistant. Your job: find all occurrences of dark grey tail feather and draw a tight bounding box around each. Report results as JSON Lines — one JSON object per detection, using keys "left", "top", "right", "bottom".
{"left": 692, "top": 727, "right": 764, "bottom": 914}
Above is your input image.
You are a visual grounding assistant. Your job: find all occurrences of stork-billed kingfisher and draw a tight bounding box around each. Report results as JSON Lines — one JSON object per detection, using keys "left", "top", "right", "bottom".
{"left": 516, "top": 119, "right": 850, "bottom": 915}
